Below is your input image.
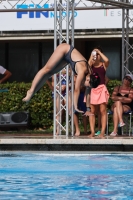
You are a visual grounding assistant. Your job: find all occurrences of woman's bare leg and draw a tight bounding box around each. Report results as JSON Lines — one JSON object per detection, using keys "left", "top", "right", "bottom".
{"left": 114, "top": 101, "right": 124, "bottom": 123}
{"left": 98, "top": 103, "right": 107, "bottom": 138}
{"left": 64, "top": 91, "right": 72, "bottom": 115}
{"left": 23, "top": 43, "right": 70, "bottom": 102}
{"left": 97, "top": 106, "right": 101, "bottom": 130}
{"left": 112, "top": 107, "right": 119, "bottom": 133}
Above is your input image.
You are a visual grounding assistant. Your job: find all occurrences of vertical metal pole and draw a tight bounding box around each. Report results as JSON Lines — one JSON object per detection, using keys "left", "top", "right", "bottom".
{"left": 65, "top": 0, "right": 70, "bottom": 137}
{"left": 106, "top": 113, "right": 109, "bottom": 139}
{"left": 53, "top": 0, "right": 57, "bottom": 137}
{"left": 126, "top": 8, "right": 129, "bottom": 73}
{"left": 71, "top": 0, "right": 75, "bottom": 137}
{"left": 59, "top": 0, "right": 63, "bottom": 135}
{"left": 122, "top": 0, "right": 130, "bottom": 80}
{"left": 129, "top": 113, "right": 132, "bottom": 137}
{"left": 122, "top": 8, "right": 125, "bottom": 80}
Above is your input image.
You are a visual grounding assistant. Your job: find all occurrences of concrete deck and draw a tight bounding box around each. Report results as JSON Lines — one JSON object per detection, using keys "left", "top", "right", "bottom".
{"left": 0, "top": 133, "right": 133, "bottom": 151}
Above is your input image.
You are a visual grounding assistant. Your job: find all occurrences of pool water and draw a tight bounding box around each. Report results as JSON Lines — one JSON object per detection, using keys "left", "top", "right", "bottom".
{"left": 0, "top": 152, "right": 133, "bottom": 200}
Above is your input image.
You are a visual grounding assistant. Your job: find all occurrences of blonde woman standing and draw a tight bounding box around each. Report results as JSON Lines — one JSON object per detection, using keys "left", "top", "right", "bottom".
{"left": 88, "top": 46, "right": 109, "bottom": 138}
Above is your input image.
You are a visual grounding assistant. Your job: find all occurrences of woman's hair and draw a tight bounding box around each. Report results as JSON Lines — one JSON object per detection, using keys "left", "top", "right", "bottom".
{"left": 93, "top": 45, "right": 103, "bottom": 53}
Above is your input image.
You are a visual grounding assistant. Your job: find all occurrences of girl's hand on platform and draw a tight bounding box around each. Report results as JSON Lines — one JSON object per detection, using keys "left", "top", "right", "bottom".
{"left": 74, "top": 108, "right": 84, "bottom": 113}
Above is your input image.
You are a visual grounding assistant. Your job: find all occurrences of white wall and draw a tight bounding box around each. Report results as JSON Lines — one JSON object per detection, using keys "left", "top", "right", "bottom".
{"left": 0, "top": 0, "right": 133, "bottom": 31}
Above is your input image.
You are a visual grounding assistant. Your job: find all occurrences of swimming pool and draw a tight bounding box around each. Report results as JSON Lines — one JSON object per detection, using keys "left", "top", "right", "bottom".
{"left": 0, "top": 152, "right": 133, "bottom": 199}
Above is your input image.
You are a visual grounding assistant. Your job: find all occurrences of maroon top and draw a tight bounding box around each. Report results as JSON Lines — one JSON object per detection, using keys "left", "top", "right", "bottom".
{"left": 92, "top": 64, "right": 106, "bottom": 85}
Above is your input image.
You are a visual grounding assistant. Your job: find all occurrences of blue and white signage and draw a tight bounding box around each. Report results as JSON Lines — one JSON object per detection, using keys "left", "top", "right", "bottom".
{"left": 0, "top": 0, "right": 133, "bottom": 31}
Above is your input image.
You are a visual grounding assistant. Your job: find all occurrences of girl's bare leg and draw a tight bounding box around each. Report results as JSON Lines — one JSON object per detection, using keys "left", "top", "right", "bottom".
{"left": 88, "top": 105, "right": 95, "bottom": 138}
{"left": 71, "top": 49, "right": 89, "bottom": 112}
{"left": 74, "top": 113, "right": 80, "bottom": 136}
{"left": 56, "top": 94, "right": 61, "bottom": 135}
{"left": 23, "top": 43, "right": 70, "bottom": 102}
{"left": 56, "top": 91, "right": 72, "bottom": 135}
{"left": 82, "top": 115, "right": 87, "bottom": 135}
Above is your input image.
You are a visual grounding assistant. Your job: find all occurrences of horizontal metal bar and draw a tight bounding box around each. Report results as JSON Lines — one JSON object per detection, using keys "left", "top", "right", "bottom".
{"left": 0, "top": 5, "right": 129, "bottom": 12}
{"left": 87, "top": 0, "right": 133, "bottom": 9}
{"left": 0, "top": 34, "right": 133, "bottom": 40}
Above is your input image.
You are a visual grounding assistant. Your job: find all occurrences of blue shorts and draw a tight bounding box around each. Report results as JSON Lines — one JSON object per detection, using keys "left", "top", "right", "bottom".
{"left": 51, "top": 92, "right": 54, "bottom": 99}
{"left": 75, "top": 92, "right": 86, "bottom": 113}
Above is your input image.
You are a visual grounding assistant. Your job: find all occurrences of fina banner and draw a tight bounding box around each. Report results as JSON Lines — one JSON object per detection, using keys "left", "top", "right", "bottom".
{"left": 0, "top": 0, "right": 133, "bottom": 31}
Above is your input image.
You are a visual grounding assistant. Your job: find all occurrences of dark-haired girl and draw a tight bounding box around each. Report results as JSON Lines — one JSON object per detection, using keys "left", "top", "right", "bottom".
{"left": 23, "top": 43, "right": 92, "bottom": 114}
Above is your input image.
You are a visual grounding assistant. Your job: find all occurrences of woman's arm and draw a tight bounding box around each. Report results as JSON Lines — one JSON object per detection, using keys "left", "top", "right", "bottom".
{"left": 88, "top": 54, "right": 94, "bottom": 68}
{"left": 111, "top": 86, "right": 120, "bottom": 102}
{"left": 127, "top": 88, "right": 133, "bottom": 103}
{"left": 94, "top": 49, "right": 109, "bottom": 69}
{"left": 112, "top": 86, "right": 133, "bottom": 104}
{"left": 0, "top": 69, "right": 12, "bottom": 83}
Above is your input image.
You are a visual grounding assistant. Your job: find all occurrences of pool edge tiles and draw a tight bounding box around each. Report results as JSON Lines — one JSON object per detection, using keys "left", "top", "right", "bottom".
{"left": 0, "top": 137, "right": 133, "bottom": 151}
{"left": 0, "top": 138, "right": 133, "bottom": 145}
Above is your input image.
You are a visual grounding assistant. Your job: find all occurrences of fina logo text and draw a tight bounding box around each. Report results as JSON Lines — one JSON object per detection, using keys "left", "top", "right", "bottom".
{"left": 17, "top": 4, "right": 77, "bottom": 18}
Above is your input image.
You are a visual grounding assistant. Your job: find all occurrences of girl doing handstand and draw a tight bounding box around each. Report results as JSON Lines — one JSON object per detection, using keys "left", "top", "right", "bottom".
{"left": 23, "top": 43, "right": 92, "bottom": 113}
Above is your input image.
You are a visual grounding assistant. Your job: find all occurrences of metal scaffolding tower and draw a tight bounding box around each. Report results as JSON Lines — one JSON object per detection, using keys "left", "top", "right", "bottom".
{"left": 0, "top": 0, "right": 133, "bottom": 136}
{"left": 86, "top": 0, "right": 133, "bottom": 77}
{"left": 53, "top": 0, "right": 75, "bottom": 137}
{"left": 122, "top": 1, "right": 133, "bottom": 78}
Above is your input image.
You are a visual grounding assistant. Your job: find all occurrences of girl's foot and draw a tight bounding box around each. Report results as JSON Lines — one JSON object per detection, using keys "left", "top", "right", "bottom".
{"left": 75, "top": 133, "right": 80, "bottom": 137}
{"left": 95, "top": 135, "right": 105, "bottom": 139}
{"left": 88, "top": 134, "right": 95, "bottom": 138}
{"left": 75, "top": 132, "right": 80, "bottom": 136}
{"left": 22, "top": 90, "right": 33, "bottom": 102}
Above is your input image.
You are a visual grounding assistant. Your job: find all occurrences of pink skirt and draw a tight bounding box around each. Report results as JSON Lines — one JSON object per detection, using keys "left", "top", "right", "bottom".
{"left": 90, "top": 84, "right": 109, "bottom": 105}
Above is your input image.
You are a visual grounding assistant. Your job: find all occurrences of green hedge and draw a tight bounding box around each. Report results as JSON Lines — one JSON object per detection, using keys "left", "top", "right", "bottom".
{"left": 0, "top": 82, "right": 53, "bottom": 128}
{"left": 0, "top": 80, "right": 132, "bottom": 128}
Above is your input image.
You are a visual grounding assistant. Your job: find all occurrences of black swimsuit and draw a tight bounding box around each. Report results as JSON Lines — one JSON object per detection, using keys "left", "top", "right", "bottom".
{"left": 64, "top": 45, "right": 89, "bottom": 75}
{"left": 32, "top": 45, "right": 90, "bottom": 97}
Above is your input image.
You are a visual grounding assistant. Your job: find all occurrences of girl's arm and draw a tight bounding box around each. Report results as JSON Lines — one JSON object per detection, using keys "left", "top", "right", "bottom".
{"left": 74, "top": 71, "right": 85, "bottom": 113}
